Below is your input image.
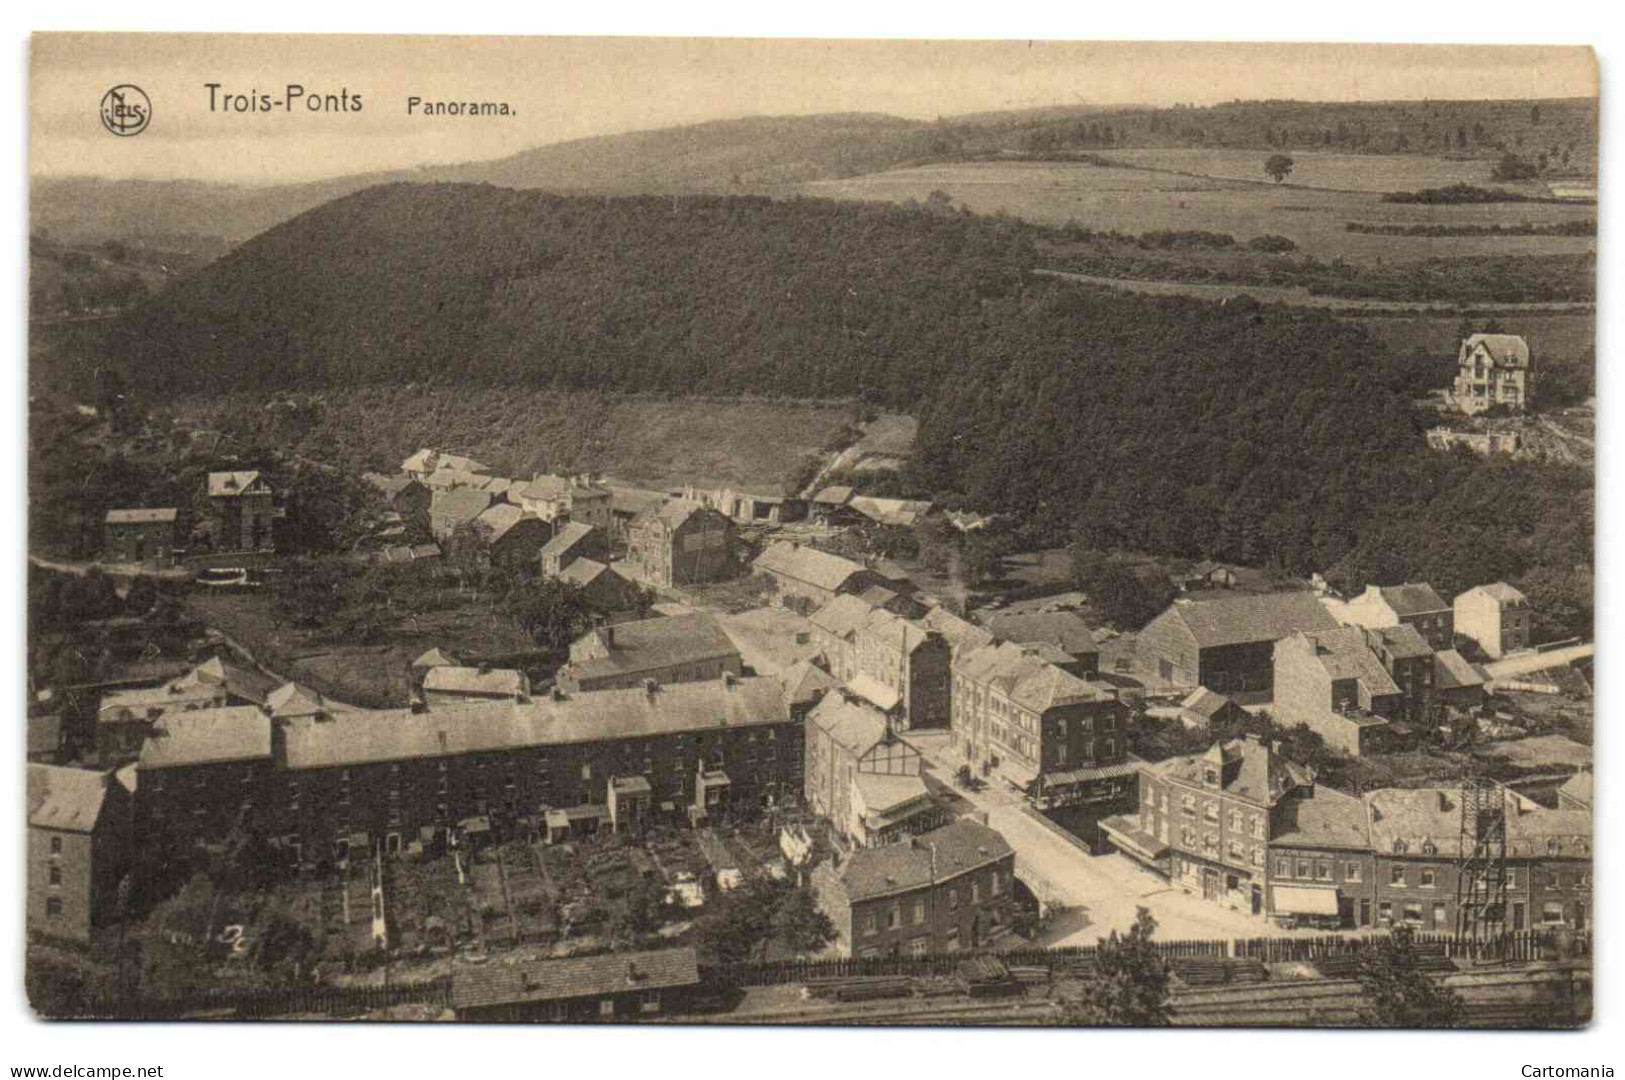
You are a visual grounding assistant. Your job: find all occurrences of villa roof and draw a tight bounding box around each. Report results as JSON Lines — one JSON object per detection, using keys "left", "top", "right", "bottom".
{"left": 1460, "top": 334, "right": 1530, "bottom": 369}
{"left": 837, "top": 820, "right": 1012, "bottom": 903}
{"left": 956, "top": 641, "right": 1113, "bottom": 712}
{"left": 754, "top": 542, "right": 869, "bottom": 593}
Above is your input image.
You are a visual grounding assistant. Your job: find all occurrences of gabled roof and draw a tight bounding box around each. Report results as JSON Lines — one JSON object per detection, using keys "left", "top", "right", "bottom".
{"left": 429, "top": 488, "right": 493, "bottom": 527}
{"left": 479, "top": 477, "right": 514, "bottom": 497}
{"left": 105, "top": 507, "right": 178, "bottom": 524}
{"left": 918, "top": 607, "right": 995, "bottom": 657}
{"left": 848, "top": 496, "right": 934, "bottom": 528}
{"left": 1367, "top": 786, "right": 1590, "bottom": 859}
{"left": 363, "top": 473, "right": 421, "bottom": 498}
{"left": 28, "top": 765, "right": 109, "bottom": 832}
{"left": 424, "top": 468, "right": 489, "bottom": 490}
{"left": 539, "top": 522, "right": 597, "bottom": 562}
{"left": 854, "top": 772, "right": 931, "bottom": 816}
{"left": 857, "top": 585, "right": 901, "bottom": 609}
{"left": 846, "top": 673, "right": 902, "bottom": 713}
{"left": 520, "top": 474, "right": 608, "bottom": 502}
{"left": 207, "top": 471, "right": 264, "bottom": 498}
{"left": 557, "top": 557, "right": 618, "bottom": 588}
{"left": 452, "top": 947, "right": 698, "bottom": 1011}
{"left": 423, "top": 667, "right": 527, "bottom": 698}
{"left": 473, "top": 502, "right": 535, "bottom": 544}
{"left": 413, "top": 647, "right": 458, "bottom": 669}
{"left": 1152, "top": 738, "right": 1313, "bottom": 809}
{"left": 1434, "top": 649, "right": 1485, "bottom": 692}
{"left": 1377, "top": 583, "right": 1449, "bottom": 617}
{"left": 807, "top": 694, "right": 896, "bottom": 756}
{"left": 267, "top": 681, "right": 324, "bottom": 718}
{"left": 403, "top": 450, "right": 490, "bottom": 475}
{"left": 809, "top": 594, "right": 878, "bottom": 638}
{"left": 1293, "top": 628, "right": 1401, "bottom": 697}
{"left": 562, "top": 613, "right": 740, "bottom": 683}
{"left": 861, "top": 607, "right": 939, "bottom": 655}
{"left": 781, "top": 659, "right": 840, "bottom": 706}
{"left": 956, "top": 641, "right": 1113, "bottom": 712}
{"left": 1159, "top": 591, "right": 1340, "bottom": 649}
{"left": 1180, "top": 687, "right": 1238, "bottom": 720}
{"left": 1269, "top": 785, "right": 1371, "bottom": 851}
{"left": 811, "top": 485, "right": 854, "bottom": 506}
{"left": 1557, "top": 770, "right": 1592, "bottom": 808}
{"left": 177, "top": 656, "right": 277, "bottom": 706}
{"left": 633, "top": 497, "right": 720, "bottom": 531}
{"left": 1460, "top": 334, "right": 1530, "bottom": 370}
{"left": 1368, "top": 624, "right": 1434, "bottom": 661}
{"left": 985, "top": 612, "right": 1100, "bottom": 657}
{"left": 1460, "top": 581, "right": 1527, "bottom": 605}
{"left": 754, "top": 542, "right": 869, "bottom": 593}
{"left": 139, "top": 705, "right": 273, "bottom": 770}
{"left": 837, "top": 820, "right": 1012, "bottom": 902}
{"left": 603, "top": 483, "right": 670, "bottom": 517}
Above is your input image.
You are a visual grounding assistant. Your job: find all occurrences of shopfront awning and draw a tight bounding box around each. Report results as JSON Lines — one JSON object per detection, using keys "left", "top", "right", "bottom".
{"left": 1272, "top": 885, "right": 1339, "bottom": 916}
{"left": 1042, "top": 760, "right": 1143, "bottom": 789}
{"left": 1099, "top": 816, "right": 1169, "bottom": 862}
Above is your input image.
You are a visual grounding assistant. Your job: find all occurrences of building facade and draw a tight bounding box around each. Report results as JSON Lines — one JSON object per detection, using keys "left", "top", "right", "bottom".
{"left": 1453, "top": 333, "right": 1531, "bottom": 414}
{"left": 752, "top": 541, "right": 887, "bottom": 612}
{"left": 204, "top": 471, "right": 279, "bottom": 553}
{"left": 1455, "top": 582, "right": 1533, "bottom": 660}
{"left": 516, "top": 474, "right": 613, "bottom": 533}
{"left": 1337, "top": 583, "right": 1454, "bottom": 652}
{"left": 28, "top": 766, "right": 129, "bottom": 942}
{"left": 804, "top": 693, "right": 942, "bottom": 849}
{"left": 557, "top": 614, "right": 744, "bottom": 694}
{"left": 1273, "top": 629, "right": 1402, "bottom": 756}
{"left": 625, "top": 500, "right": 738, "bottom": 588}
{"left": 1136, "top": 591, "right": 1341, "bottom": 697}
{"left": 103, "top": 508, "right": 179, "bottom": 567}
{"left": 809, "top": 595, "right": 952, "bottom": 731}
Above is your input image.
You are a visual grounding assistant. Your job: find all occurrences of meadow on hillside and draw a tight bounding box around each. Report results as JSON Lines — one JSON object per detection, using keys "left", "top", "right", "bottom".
{"left": 797, "top": 159, "right": 1595, "bottom": 265}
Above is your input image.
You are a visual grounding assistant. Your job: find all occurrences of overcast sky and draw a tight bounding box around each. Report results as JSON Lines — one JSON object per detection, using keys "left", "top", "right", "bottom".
{"left": 30, "top": 35, "right": 1598, "bottom": 184}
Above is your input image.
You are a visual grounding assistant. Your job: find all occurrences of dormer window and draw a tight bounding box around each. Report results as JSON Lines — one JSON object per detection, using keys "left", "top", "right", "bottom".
{"left": 1204, "top": 768, "right": 1218, "bottom": 786}
{"left": 1393, "top": 839, "right": 1408, "bottom": 854}
{"left": 1422, "top": 841, "right": 1436, "bottom": 856}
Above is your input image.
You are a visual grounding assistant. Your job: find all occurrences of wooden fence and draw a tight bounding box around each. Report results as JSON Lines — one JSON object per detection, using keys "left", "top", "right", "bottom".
{"left": 1231, "top": 929, "right": 1588, "bottom": 965}
{"left": 66, "top": 977, "right": 453, "bottom": 1021}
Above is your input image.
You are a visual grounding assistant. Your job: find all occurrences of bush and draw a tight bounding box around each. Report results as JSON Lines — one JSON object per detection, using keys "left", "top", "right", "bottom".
{"left": 1247, "top": 234, "right": 1298, "bottom": 254}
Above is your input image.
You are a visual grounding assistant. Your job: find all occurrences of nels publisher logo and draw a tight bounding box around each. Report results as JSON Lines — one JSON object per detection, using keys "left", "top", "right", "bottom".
{"left": 100, "top": 84, "right": 151, "bottom": 137}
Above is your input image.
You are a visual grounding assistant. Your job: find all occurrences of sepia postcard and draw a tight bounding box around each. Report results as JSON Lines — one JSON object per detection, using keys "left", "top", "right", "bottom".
{"left": 25, "top": 34, "right": 1597, "bottom": 1031}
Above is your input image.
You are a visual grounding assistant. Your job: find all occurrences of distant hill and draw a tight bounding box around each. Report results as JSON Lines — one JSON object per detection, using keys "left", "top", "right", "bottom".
{"left": 31, "top": 97, "right": 1596, "bottom": 250}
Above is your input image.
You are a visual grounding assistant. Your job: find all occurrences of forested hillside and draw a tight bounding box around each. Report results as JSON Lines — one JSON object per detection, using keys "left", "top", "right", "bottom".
{"left": 100, "top": 183, "right": 1591, "bottom": 634}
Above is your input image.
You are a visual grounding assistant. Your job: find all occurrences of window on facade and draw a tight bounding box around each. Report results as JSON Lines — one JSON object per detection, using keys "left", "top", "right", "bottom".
{"left": 913, "top": 898, "right": 926, "bottom": 924}
{"left": 1403, "top": 903, "right": 1423, "bottom": 924}
{"left": 46, "top": 898, "right": 63, "bottom": 919}
{"left": 1229, "top": 810, "right": 1242, "bottom": 832}
{"left": 862, "top": 911, "right": 878, "bottom": 936}
{"left": 948, "top": 887, "right": 959, "bottom": 911}
{"left": 1420, "top": 868, "right": 1437, "bottom": 889}
{"left": 1181, "top": 794, "right": 1196, "bottom": 817}
{"left": 1346, "top": 862, "right": 1362, "bottom": 883}
{"left": 1204, "top": 801, "right": 1219, "bottom": 823}
{"left": 1251, "top": 817, "right": 1265, "bottom": 841}
{"left": 1543, "top": 903, "right": 1566, "bottom": 925}
{"left": 971, "top": 880, "right": 981, "bottom": 903}
{"left": 1433, "top": 902, "right": 1448, "bottom": 928}
{"left": 1390, "top": 866, "right": 1406, "bottom": 887}
{"left": 945, "top": 927, "right": 961, "bottom": 952}
{"left": 887, "top": 905, "right": 901, "bottom": 930}
{"left": 49, "top": 837, "right": 62, "bottom": 856}
{"left": 1315, "top": 861, "right": 1331, "bottom": 882}
{"left": 1276, "top": 857, "right": 1291, "bottom": 877}
{"left": 49, "top": 865, "right": 62, "bottom": 886}
{"left": 599, "top": 999, "right": 615, "bottom": 1018}
{"left": 1297, "top": 859, "right": 1310, "bottom": 879}
{"left": 909, "top": 937, "right": 929, "bottom": 958}
{"left": 991, "top": 871, "right": 1002, "bottom": 897}
{"left": 1378, "top": 902, "right": 1393, "bottom": 923}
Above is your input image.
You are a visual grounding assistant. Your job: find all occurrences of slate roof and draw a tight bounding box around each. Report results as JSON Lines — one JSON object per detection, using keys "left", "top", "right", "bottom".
{"left": 562, "top": 614, "right": 740, "bottom": 683}
{"left": 985, "top": 612, "right": 1101, "bottom": 657}
{"left": 811, "top": 485, "right": 854, "bottom": 506}
{"left": 754, "top": 542, "right": 869, "bottom": 593}
{"left": 1160, "top": 591, "right": 1340, "bottom": 649}
{"left": 105, "top": 507, "right": 178, "bottom": 524}
{"left": 1367, "top": 787, "right": 1590, "bottom": 859}
{"left": 139, "top": 705, "right": 273, "bottom": 770}
{"left": 473, "top": 503, "right": 533, "bottom": 544}
{"left": 520, "top": 474, "right": 609, "bottom": 502}
{"left": 781, "top": 659, "right": 840, "bottom": 706}
{"left": 809, "top": 594, "right": 878, "bottom": 639}
{"left": 28, "top": 765, "right": 109, "bottom": 832}
{"left": 1297, "top": 628, "right": 1401, "bottom": 696}
{"left": 807, "top": 694, "right": 895, "bottom": 755}
{"left": 423, "top": 667, "right": 527, "bottom": 698}
{"left": 539, "top": 522, "right": 597, "bottom": 562}
{"left": 1461, "top": 333, "right": 1531, "bottom": 369}
{"left": 1434, "top": 649, "right": 1486, "bottom": 692}
{"left": 281, "top": 677, "right": 789, "bottom": 769}
{"left": 1152, "top": 738, "right": 1313, "bottom": 809}
{"left": 848, "top": 497, "right": 934, "bottom": 528}
{"left": 716, "top": 607, "right": 825, "bottom": 677}
{"left": 424, "top": 468, "right": 489, "bottom": 491}
{"left": 1378, "top": 583, "right": 1449, "bottom": 617}
{"left": 861, "top": 608, "right": 937, "bottom": 655}
{"left": 267, "top": 681, "right": 324, "bottom": 718}
{"left": 1269, "top": 785, "right": 1371, "bottom": 851}
{"left": 177, "top": 657, "right": 277, "bottom": 706}
{"left": 858, "top": 585, "right": 901, "bottom": 609}
{"left": 1557, "top": 770, "right": 1592, "bottom": 809}
{"left": 854, "top": 772, "right": 931, "bottom": 815}
{"left": 557, "top": 557, "right": 625, "bottom": 589}
{"left": 429, "top": 488, "right": 493, "bottom": 528}
{"left": 603, "top": 484, "right": 671, "bottom": 518}
{"left": 207, "top": 471, "right": 264, "bottom": 498}
{"left": 403, "top": 450, "right": 490, "bottom": 475}
{"left": 1180, "top": 687, "right": 1238, "bottom": 720}
{"left": 956, "top": 641, "right": 1114, "bottom": 712}
{"left": 363, "top": 473, "right": 420, "bottom": 498}
{"left": 837, "top": 820, "right": 1013, "bottom": 903}
{"left": 1369, "top": 624, "right": 1434, "bottom": 660}
{"left": 479, "top": 477, "right": 515, "bottom": 497}
{"left": 632, "top": 498, "right": 716, "bottom": 531}
{"left": 846, "top": 673, "right": 902, "bottom": 712}
{"left": 452, "top": 947, "right": 699, "bottom": 1011}
{"left": 918, "top": 607, "right": 995, "bottom": 657}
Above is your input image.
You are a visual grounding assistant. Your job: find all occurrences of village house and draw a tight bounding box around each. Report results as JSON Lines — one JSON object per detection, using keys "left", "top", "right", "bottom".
{"left": 516, "top": 474, "right": 613, "bottom": 533}
{"left": 600, "top": 481, "right": 671, "bottom": 538}
{"left": 408, "top": 647, "right": 459, "bottom": 697}
{"left": 681, "top": 484, "right": 806, "bottom": 526}
{"left": 953, "top": 640, "right": 1134, "bottom": 846}
{"left": 624, "top": 499, "right": 738, "bottom": 589}
{"left": 267, "top": 681, "right": 329, "bottom": 723}
{"left": 1455, "top": 582, "right": 1534, "bottom": 659}
{"left": 471, "top": 503, "right": 552, "bottom": 570}
{"left": 28, "top": 765, "right": 130, "bottom": 942}
{"left": 1426, "top": 427, "right": 1522, "bottom": 456}
{"left": 103, "top": 508, "right": 179, "bottom": 567}
{"left": 96, "top": 657, "right": 276, "bottom": 766}
{"left": 812, "top": 819, "right": 1016, "bottom": 958}
{"left": 1367, "top": 786, "right": 1591, "bottom": 933}
{"left": 1136, "top": 591, "right": 1341, "bottom": 699}
{"left": 1264, "top": 784, "right": 1375, "bottom": 929}
{"left": 1167, "top": 687, "right": 1250, "bottom": 733}
{"left": 1358, "top": 624, "right": 1437, "bottom": 724}
{"left": 808, "top": 595, "right": 952, "bottom": 731}
{"left": 363, "top": 473, "right": 433, "bottom": 529}
{"left": 847, "top": 496, "right": 935, "bottom": 529}
{"left": 1106, "top": 736, "right": 1313, "bottom": 919}
{"left": 1273, "top": 628, "right": 1402, "bottom": 757}
{"left": 538, "top": 522, "right": 608, "bottom": 580}
{"left": 427, "top": 488, "right": 494, "bottom": 541}
{"left": 401, "top": 449, "right": 491, "bottom": 482}
{"left": 753, "top": 541, "right": 888, "bottom": 612}
{"left": 202, "top": 471, "right": 280, "bottom": 552}
{"left": 781, "top": 659, "right": 841, "bottom": 722}
{"left": 451, "top": 947, "right": 700, "bottom": 1022}
{"left": 917, "top": 605, "right": 996, "bottom": 659}
{"left": 556, "top": 613, "right": 743, "bottom": 694}
{"left": 423, "top": 468, "right": 491, "bottom": 492}
{"left": 422, "top": 667, "right": 532, "bottom": 709}
{"left": 715, "top": 607, "right": 827, "bottom": 679}
{"left": 135, "top": 704, "right": 276, "bottom": 844}
{"left": 984, "top": 611, "right": 1101, "bottom": 677}
{"left": 557, "top": 558, "right": 645, "bottom": 616}
{"left": 1453, "top": 333, "right": 1532, "bottom": 415}
{"left": 808, "top": 485, "right": 855, "bottom": 521}
{"left": 804, "top": 693, "right": 943, "bottom": 849}
{"left": 1335, "top": 583, "right": 1455, "bottom": 652}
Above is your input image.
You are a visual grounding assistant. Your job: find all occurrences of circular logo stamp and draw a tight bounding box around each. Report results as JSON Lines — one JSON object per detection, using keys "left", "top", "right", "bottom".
{"left": 100, "top": 85, "right": 151, "bottom": 137}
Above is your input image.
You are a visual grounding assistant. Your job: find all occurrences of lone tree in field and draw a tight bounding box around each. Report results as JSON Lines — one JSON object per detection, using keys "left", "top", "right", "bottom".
{"left": 1264, "top": 154, "right": 1295, "bottom": 184}
{"left": 1355, "top": 926, "right": 1465, "bottom": 1028}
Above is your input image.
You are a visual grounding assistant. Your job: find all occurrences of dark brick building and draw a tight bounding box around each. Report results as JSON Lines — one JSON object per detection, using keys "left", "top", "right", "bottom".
{"left": 103, "top": 508, "right": 179, "bottom": 567}
{"left": 625, "top": 499, "right": 738, "bottom": 588}
{"left": 28, "top": 765, "right": 130, "bottom": 942}
{"left": 812, "top": 819, "right": 1017, "bottom": 957}
{"left": 452, "top": 947, "right": 699, "bottom": 1022}
{"left": 204, "top": 471, "right": 279, "bottom": 553}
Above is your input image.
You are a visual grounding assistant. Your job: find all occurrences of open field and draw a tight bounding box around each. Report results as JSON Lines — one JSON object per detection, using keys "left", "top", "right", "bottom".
{"left": 177, "top": 389, "right": 857, "bottom": 497}
{"left": 1098, "top": 147, "right": 1532, "bottom": 193}
{"left": 1037, "top": 270, "right": 1595, "bottom": 313}
{"left": 797, "top": 160, "right": 1594, "bottom": 265}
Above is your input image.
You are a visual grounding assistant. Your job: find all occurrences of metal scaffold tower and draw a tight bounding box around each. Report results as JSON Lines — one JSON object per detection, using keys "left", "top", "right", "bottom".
{"left": 1455, "top": 777, "right": 1508, "bottom": 950}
